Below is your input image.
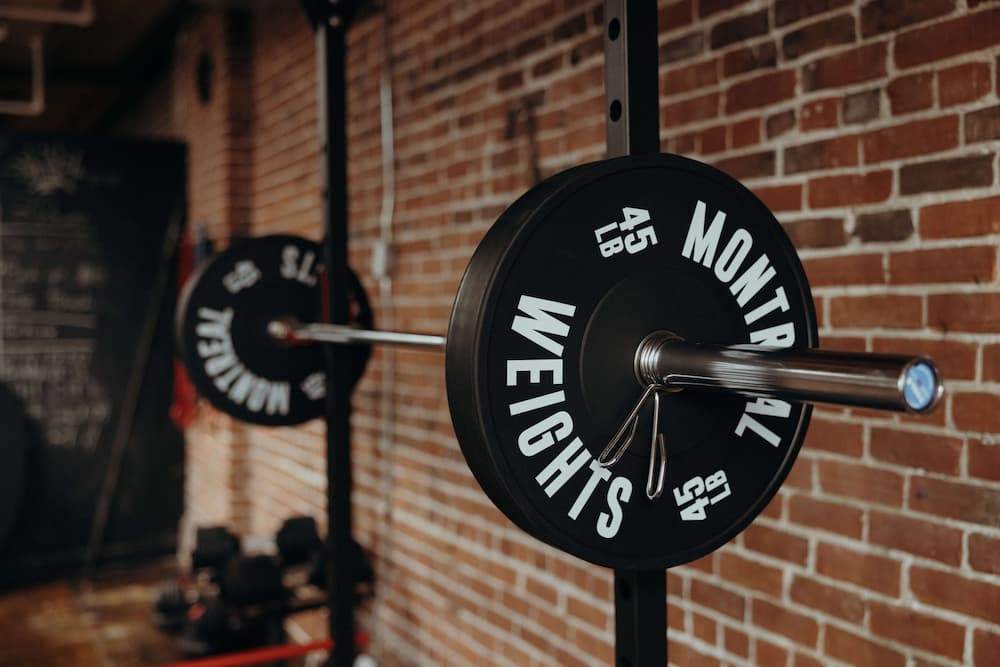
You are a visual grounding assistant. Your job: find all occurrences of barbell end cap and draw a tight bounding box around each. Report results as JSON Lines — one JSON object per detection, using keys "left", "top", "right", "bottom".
{"left": 267, "top": 320, "right": 293, "bottom": 341}
{"left": 900, "top": 357, "right": 945, "bottom": 414}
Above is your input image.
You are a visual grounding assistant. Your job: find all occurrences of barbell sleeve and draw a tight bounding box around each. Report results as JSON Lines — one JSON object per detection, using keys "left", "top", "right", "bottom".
{"left": 634, "top": 332, "right": 944, "bottom": 414}
{"left": 270, "top": 321, "right": 944, "bottom": 413}
{"left": 268, "top": 320, "right": 447, "bottom": 351}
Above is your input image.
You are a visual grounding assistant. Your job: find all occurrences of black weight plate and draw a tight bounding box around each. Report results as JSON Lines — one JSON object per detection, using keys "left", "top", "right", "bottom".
{"left": 447, "top": 163, "right": 598, "bottom": 533}
{"left": 177, "top": 235, "right": 372, "bottom": 426}
{"left": 447, "top": 153, "right": 817, "bottom": 570}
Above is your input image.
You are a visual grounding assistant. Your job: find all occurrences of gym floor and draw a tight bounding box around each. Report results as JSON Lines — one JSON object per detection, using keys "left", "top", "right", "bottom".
{"left": 0, "top": 561, "right": 184, "bottom": 667}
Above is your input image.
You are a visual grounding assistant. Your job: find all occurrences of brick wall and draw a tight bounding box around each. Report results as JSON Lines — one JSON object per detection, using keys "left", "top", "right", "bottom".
{"left": 120, "top": 1, "right": 1000, "bottom": 665}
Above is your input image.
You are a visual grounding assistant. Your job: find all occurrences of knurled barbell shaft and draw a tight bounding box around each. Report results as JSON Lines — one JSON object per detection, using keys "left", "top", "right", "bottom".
{"left": 634, "top": 332, "right": 944, "bottom": 414}
{"left": 269, "top": 321, "right": 943, "bottom": 413}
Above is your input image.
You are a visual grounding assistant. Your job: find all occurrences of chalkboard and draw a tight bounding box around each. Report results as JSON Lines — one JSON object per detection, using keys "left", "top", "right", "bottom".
{"left": 0, "top": 131, "right": 186, "bottom": 587}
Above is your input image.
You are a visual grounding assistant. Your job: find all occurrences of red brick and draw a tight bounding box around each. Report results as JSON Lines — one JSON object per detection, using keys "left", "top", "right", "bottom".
{"left": 766, "top": 109, "right": 796, "bottom": 138}
{"left": 710, "top": 10, "right": 769, "bottom": 49}
{"left": 760, "top": 493, "right": 783, "bottom": 520}
{"left": 920, "top": 196, "right": 1000, "bottom": 238}
{"left": 817, "top": 542, "right": 901, "bottom": 595}
{"left": 862, "top": 0, "right": 957, "bottom": 37}
{"left": 718, "top": 552, "right": 784, "bottom": 596}
{"left": 954, "top": 392, "right": 1000, "bottom": 433}
{"left": 804, "top": 418, "right": 862, "bottom": 456}
{"left": 869, "top": 509, "right": 963, "bottom": 564}
{"left": 714, "top": 150, "right": 775, "bottom": 180}
{"left": 974, "top": 630, "right": 1000, "bottom": 667}
{"left": 722, "top": 42, "right": 777, "bottom": 77}
{"left": 687, "top": 551, "right": 718, "bottom": 574}
{"left": 910, "top": 566, "right": 1000, "bottom": 623}
{"left": 819, "top": 336, "right": 867, "bottom": 352}
{"left": 939, "top": 61, "right": 992, "bottom": 106}
{"left": 664, "top": 92, "right": 719, "bottom": 126}
{"left": 869, "top": 602, "right": 966, "bottom": 660}
{"left": 854, "top": 209, "right": 913, "bottom": 243}
{"left": 775, "top": 0, "right": 851, "bottom": 26}
{"left": 753, "top": 598, "right": 818, "bottom": 646}
{"left": 729, "top": 117, "right": 760, "bottom": 148}
{"left": 928, "top": 293, "right": 1000, "bottom": 333}
{"left": 754, "top": 184, "right": 801, "bottom": 211}
{"left": 698, "top": 0, "right": 749, "bottom": 18}
{"left": 692, "top": 611, "right": 716, "bottom": 643}
{"left": 986, "top": 344, "right": 1000, "bottom": 382}
{"left": 724, "top": 626, "right": 749, "bottom": 657}
{"left": 668, "top": 640, "right": 720, "bottom": 667}
{"left": 966, "top": 104, "right": 1000, "bottom": 144}
{"left": 869, "top": 426, "right": 962, "bottom": 474}
{"left": 830, "top": 294, "right": 922, "bottom": 329}
{"left": 902, "top": 153, "right": 995, "bottom": 195}
{"left": 755, "top": 639, "right": 789, "bottom": 666}
{"left": 790, "top": 576, "right": 865, "bottom": 623}
{"left": 843, "top": 88, "right": 881, "bottom": 124}
{"left": 895, "top": 7, "right": 1000, "bottom": 69}
{"left": 819, "top": 460, "right": 904, "bottom": 506}
{"left": 786, "top": 135, "right": 857, "bottom": 173}
{"left": 862, "top": 116, "right": 960, "bottom": 163}
{"left": 690, "top": 579, "right": 745, "bottom": 619}
{"left": 887, "top": 72, "right": 934, "bottom": 115}
{"left": 808, "top": 171, "right": 892, "bottom": 208}
{"left": 659, "top": 0, "right": 693, "bottom": 30}
{"left": 670, "top": 131, "right": 698, "bottom": 154}
{"left": 661, "top": 31, "right": 705, "bottom": 64}
{"left": 825, "top": 626, "right": 905, "bottom": 667}
{"left": 800, "top": 97, "right": 839, "bottom": 131}
{"left": 784, "top": 454, "right": 813, "bottom": 490}
{"left": 699, "top": 124, "right": 727, "bottom": 154}
{"left": 664, "top": 59, "right": 719, "bottom": 95}
{"left": 794, "top": 652, "right": 825, "bottom": 667}
{"left": 566, "top": 596, "right": 607, "bottom": 630}
{"left": 803, "top": 254, "right": 884, "bottom": 287}
{"left": 969, "top": 533, "right": 1000, "bottom": 575}
{"left": 742, "top": 523, "right": 808, "bottom": 564}
{"left": 668, "top": 602, "right": 685, "bottom": 631}
{"left": 789, "top": 15, "right": 857, "bottom": 61}
{"left": 970, "top": 439, "right": 1000, "bottom": 481}
{"left": 804, "top": 42, "right": 888, "bottom": 91}
{"left": 889, "top": 246, "right": 996, "bottom": 285}
{"left": 789, "top": 495, "right": 863, "bottom": 538}
{"left": 783, "top": 217, "right": 847, "bottom": 249}
{"left": 725, "top": 70, "right": 796, "bottom": 114}
{"left": 910, "top": 474, "right": 1000, "bottom": 526}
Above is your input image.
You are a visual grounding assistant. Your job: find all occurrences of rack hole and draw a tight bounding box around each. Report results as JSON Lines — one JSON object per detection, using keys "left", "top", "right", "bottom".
{"left": 609, "top": 99, "right": 622, "bottom": 122}
{"left": 608, "top": 18, "right": 621, "bottom": 41}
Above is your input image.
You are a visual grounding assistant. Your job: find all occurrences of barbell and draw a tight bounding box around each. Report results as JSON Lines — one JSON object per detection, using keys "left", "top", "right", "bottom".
{"left": 177, "top": 153, "right": 943, "bottom": 569}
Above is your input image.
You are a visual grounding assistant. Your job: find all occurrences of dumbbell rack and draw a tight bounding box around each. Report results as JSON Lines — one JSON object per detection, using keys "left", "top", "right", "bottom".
{"left": 299, "top": 1, "right": 671, "bottom": 665}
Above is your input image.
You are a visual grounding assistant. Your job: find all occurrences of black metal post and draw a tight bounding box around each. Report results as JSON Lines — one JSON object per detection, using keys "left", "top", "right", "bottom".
{"left": 615, "top": 570, "right": 667, "bottom": 667}
{"left": 604, "top": 0, "right": 661, "bottom": 159}
{"left": 304, "top": 1, "right": 363, "bottom": 665}
{"left": 604, "top": 1, "right": 667, "bottom": 665}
